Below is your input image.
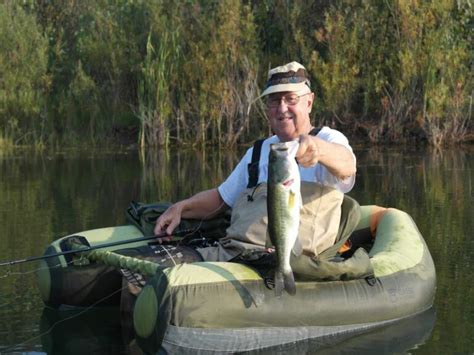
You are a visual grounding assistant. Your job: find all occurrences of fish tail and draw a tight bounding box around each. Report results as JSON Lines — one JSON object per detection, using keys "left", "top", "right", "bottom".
{"left": 283, "top": 271, "right": 296, "bottom": 296}
{"left": 274, "top": 270, "right": 296, "bottom": 296}
{"left": 274, "top": 271, "right": 284, "bottom": 297}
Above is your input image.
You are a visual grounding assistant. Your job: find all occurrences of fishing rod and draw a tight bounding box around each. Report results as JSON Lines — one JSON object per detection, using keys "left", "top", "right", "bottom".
{"left": 0, "top": 229, "right": 195, "bottom": 267}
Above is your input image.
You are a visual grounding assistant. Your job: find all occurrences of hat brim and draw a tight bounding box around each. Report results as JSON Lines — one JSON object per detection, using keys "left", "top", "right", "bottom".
{"left": 260, "top": 82, "right": 309, "bottom": 98}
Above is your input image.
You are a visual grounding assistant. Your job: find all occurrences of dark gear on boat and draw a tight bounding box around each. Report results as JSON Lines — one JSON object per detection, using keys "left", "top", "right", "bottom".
{"left": 123, "top": 200, "right": 220, "bottom": 282}
{"left": 122, "top": 201, "right": 229, "bottom": 307}
{"left": 126, "top": 200, "right": 231, "bottom": 243}
{"left": 118, "top": 243, "right": 204, "bottom": 315}
{"left": 118, "top": 244, "right": 203, "bottom": 290}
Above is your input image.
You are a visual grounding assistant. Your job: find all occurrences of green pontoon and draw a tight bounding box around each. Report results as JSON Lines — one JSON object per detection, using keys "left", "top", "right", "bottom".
{"left": 36, "top": 205, "right": 436, "bottom": 353}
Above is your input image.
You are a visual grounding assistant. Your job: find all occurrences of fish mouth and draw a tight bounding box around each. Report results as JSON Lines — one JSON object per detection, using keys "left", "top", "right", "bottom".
{"left": 274, "top": 146, "right": 288, "bottom": 152}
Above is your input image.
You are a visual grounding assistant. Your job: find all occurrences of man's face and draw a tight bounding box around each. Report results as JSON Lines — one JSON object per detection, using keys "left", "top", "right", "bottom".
{"left": 266, "top": 91, "right": 314, "bottom": 142}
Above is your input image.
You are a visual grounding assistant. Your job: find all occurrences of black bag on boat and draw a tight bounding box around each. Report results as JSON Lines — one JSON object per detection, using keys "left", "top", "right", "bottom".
{"left": 125, "top": 201, "right": 231, "bottom": 243}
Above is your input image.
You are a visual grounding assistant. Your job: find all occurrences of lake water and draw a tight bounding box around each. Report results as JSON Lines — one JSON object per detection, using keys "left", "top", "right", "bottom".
{"left": 0, "top": 145, "right": 472, "bottom": 354}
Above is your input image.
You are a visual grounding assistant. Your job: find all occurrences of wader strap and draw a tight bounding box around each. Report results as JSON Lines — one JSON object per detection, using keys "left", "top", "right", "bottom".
{"left": 247, "top": 127, "right": 321, "bottom": 188}
{"left": 309, "top": 127, "right": 322, "bottom": 136}
{"left": 247, "top": 138, "right": 264, "bottom": 188}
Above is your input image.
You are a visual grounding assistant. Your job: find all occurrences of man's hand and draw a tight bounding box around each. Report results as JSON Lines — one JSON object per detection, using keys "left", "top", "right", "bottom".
{"left": 297, "top": 133, "right": 356, "bottom": 179}
{"left": 154, "top": 202, "right": 184, "bottom": 243}
{"left": 153, "top": 188, "right": 228, "bottom": 244}
{"left": 296, "top": 134, "right": 320, "bottom": 167}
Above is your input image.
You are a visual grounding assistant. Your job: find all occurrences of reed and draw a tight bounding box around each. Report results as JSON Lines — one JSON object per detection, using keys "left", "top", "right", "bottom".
{"left": 137, "top": 23, "right": 180, "bottom": 149}
{"left": 0, "top": 0, "right": 471, "bottom": 149}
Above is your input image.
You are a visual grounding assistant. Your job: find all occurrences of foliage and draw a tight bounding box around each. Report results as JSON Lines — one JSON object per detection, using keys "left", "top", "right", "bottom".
{"left": 0, "top": 1, "right": 50, "bottom": 147}
{"left": 179, "top": 0, "right": 261, "bottom": 147}
{"left": 396, "top": 0, "right": 473, "bottom": 146}
{"left": 305, "top": 0, "right": 472, "bottom": 145}
{"left": 0, "top": 0, "right": 471, "bottom": 148}
{"left": 136, "top": 1, "right": 181, "bottom": 149}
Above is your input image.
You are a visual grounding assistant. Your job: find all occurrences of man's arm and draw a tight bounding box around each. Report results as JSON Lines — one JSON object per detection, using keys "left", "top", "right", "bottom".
{"left": 154, "top": 188, "right": 229, "bottom": 236}
{"left": 296, "top": 134, "right": 356, "bottom": 180}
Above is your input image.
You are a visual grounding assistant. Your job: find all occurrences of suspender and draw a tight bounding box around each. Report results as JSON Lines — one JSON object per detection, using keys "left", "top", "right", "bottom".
{"left": 308, "top": 127, "right": 322, "bottom": 136}
{"left": 246, "top": 138, "right": 265, "bottom": 188}
{"left": 247, "top": 127, "right": 322, "bottom": 188}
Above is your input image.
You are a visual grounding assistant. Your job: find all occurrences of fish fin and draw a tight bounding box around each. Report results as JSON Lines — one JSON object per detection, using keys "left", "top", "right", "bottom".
{"left": 284, "top": 271, "right": 296, "bottom": 296}
{"left": 265, "top": 230, "right": 273, "bottom": 249}
{"left": 291, "top": 237, "right": 303, "bottom": 257}
{"left": 288, "top": 190, "right": 295, "bottom": 209}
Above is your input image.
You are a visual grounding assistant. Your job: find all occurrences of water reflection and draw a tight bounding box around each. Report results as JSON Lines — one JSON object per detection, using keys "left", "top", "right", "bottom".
{"left": 138, "top": 148, "right": 240, "bottom": 202}
{"left": 37, "top": 307, "right": 435, "bottom": 355}
{"left": 39, "top": 307, "right": 129, "bottom": 355}
{"left": 0, "top": 146, "right": 472, "bottom": 353}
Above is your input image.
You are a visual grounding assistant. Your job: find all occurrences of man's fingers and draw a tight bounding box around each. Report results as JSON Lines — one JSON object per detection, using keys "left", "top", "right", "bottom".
{"left": 296, "top": 136, "right": 308, "bottom": 158}
{"left": 153, "top": 203, "right": 183, "bottom": 241}
{"left": 154, "top": 221, "right": 167, "bottom": 236}
{"left": 156, "top": 235, "right": 173, "bottom": 244}
{"left": 166, "top": 223, "right": 176, "bottom": 236}
{"left": 296, "top": 135, "right": 319, "bottom": 167}
{"left": 301, "top": 156, "right": 319, "bottom": 167}
{"left": 154, "top": 214, "right": 179, "bottom": 237}
{"left": 298, "top": 153, "right": 317, "bottom": 167}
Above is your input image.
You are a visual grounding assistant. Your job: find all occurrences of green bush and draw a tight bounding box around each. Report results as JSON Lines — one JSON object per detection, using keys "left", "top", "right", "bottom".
{"left": 0, "top": 0, "right": 471, "bottom": 148}
{"left": 304, "top": 0, "right": 472, "bottom": 145}
{"left": 0, "top": 1, "right": 49, "bottom": 146}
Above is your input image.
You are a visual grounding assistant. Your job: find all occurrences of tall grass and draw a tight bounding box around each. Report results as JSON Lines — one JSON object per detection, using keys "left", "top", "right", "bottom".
{"left": 0, "top": 0, "right": 471, "bottom": 149}
{"left": 137, "top": 29, "right": 180, "bottom": 149}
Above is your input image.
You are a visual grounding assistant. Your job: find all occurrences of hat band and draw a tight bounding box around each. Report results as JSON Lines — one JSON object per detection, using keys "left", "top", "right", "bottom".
{"left": 265, "top": 76, "right": 310, "bottom": 89}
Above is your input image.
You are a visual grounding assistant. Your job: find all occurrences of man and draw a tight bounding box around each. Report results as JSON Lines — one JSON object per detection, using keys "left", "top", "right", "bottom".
{"left": 155, "top": 62, "right": 361, "bottom": 276}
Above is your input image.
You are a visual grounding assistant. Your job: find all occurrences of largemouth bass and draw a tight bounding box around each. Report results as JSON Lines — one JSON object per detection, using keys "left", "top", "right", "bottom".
{"left": 267, "top": 141, "right": 301, "bottom": 296}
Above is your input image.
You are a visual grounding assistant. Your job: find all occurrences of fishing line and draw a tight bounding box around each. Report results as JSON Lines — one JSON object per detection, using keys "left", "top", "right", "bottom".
{"left": 156, "top": 199, "right": 226, "bottom": 265}
{"left": 176, "top": 200, "right": 227, "bottom": 247}
{"left": 0, "top": 259, "right": 77, "bottom": 313}
{"left": 160, "top": 245, "right": 178, "bottom": 267}
{"left": 2, "top": 282, "right": 130, "bottom": 354}
{"left": 0, "top": 257, "right": 77, "bottom": 280}
{"left": 2, "top": 202, "right": 228, "bottom": 350}
{"left": 116, "top": 201, "right": 228, "bottom": 276}
{"left": 1, "top": 264, "right": 49, "bottom": 278}
{"left": 193, "top": 200, "right": 227, "bottom": 233}
{"left": 0, "top": 266, "right": 10, "bottom": 279}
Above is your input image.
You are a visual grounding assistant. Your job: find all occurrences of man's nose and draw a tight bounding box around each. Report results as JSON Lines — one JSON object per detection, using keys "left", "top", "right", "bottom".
{"left": 277, "top": 98, "right": 289, "bottom": 112}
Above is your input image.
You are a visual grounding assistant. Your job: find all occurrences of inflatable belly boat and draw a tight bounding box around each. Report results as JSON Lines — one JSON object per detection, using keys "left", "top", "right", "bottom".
{"left": 36, "top": 206, "right": 436, "bottom": 353}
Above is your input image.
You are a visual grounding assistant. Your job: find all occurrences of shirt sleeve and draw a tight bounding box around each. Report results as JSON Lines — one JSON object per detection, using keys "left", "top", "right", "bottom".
{"left": 313, "top": 127, "right": 356, "bottom": 193}
{"left": 217, "top": 147, "right": 252, "bottom": 208}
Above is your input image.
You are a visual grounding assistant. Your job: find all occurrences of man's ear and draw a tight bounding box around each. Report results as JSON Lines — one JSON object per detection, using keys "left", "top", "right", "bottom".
{"left": 307, "top": 92, "right": 315, "bottom": 112}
